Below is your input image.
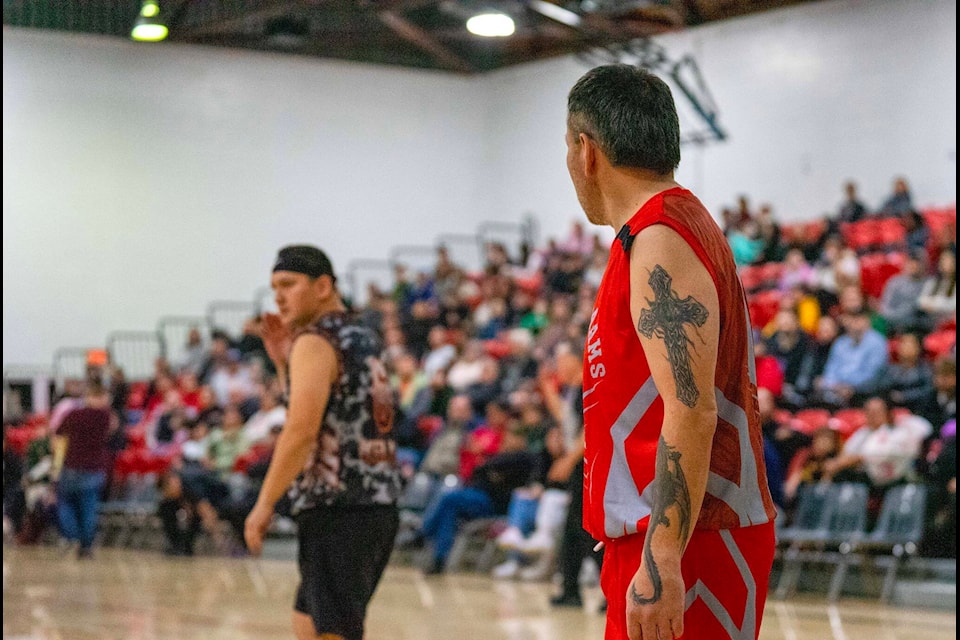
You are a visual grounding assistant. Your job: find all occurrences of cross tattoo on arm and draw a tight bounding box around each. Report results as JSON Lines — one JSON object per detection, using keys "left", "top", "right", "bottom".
{"left": 638, "top": 265, "right": 709, "bottom": 408}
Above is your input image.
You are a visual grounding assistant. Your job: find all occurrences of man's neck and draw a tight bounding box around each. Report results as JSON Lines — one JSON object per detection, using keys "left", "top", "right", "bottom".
{"left": 600, "top": 167, "right": 680, "bottom": 231}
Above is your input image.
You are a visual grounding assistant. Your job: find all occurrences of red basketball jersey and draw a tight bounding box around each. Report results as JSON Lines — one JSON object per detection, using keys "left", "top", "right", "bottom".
{"left": 582, "top": 187, "right": 776, "bottom": 542}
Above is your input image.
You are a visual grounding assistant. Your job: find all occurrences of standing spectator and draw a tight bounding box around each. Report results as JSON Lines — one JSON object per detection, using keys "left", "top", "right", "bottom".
{"left": 54, "top": 381, "right": 117, "bottom": 558}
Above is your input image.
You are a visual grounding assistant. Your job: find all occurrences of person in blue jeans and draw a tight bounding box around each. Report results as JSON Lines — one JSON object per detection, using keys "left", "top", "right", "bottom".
{"left": 54, "top": 381, "right": 117, "bottom": 558}
{"left": 417, "top": 427, "right": 537, "bottom": 574}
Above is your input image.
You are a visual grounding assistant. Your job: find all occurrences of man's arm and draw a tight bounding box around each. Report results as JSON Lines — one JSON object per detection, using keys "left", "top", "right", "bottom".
{"left": 625, "top": 224, "right": 721, "bottom": 640}
{"left": 251, "top": 334, "right": 337, "bottom": 511}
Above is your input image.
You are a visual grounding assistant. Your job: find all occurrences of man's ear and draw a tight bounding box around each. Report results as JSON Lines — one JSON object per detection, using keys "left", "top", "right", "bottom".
{"left": 316, "top": 274, "right": 336, "bottom": 299}
{"left": 580, "top": 133, "right": 599, "bottom": 177}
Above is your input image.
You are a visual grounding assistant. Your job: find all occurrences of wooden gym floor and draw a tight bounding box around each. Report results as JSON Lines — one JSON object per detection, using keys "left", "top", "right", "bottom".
{"left": 2, "top": 546, "right": 955, "bottom": 640}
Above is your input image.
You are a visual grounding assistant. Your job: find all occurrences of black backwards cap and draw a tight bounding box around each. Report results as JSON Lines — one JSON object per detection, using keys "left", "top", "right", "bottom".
{"left": 273, "top": 245, "right": 336, "bottom": 283}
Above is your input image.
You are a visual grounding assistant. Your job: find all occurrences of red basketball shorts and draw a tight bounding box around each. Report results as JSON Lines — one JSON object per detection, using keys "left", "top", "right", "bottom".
{"left": 600, "top": 522, "right": 775, "bottom": 640}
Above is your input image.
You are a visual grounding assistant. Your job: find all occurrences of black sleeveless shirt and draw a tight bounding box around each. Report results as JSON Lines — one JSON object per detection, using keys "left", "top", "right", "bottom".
{"left": 287, "top": 311, "right": 402, "bottom": 512}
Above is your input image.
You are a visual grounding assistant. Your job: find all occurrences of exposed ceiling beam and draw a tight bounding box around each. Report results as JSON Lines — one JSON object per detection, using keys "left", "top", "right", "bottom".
{"left": 179, "top": 0, "right": 316, "bottom": 38}
{"left": 377, "top": 10, "right": 474, "bottom": 73}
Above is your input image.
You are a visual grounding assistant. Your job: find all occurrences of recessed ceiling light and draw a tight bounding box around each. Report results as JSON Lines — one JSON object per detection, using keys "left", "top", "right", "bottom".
{"left": 466, "top": 12, "right": 515, "bottom": 37}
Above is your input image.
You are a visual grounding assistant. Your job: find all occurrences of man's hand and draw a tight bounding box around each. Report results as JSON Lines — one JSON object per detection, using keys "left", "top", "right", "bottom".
{"left": 260, "top": 313, "right": 293, "bottom": 370}
{"left": 244, "top": 502, "right": 274, "bottom": 556}
{"left": 625, "top": 555, "right": 685, "bottom": 640}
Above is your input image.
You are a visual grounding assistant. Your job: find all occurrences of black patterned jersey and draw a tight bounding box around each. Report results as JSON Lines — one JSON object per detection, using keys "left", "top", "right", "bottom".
{"left": 287, "top": 311, "right": 402, "bottom": 513}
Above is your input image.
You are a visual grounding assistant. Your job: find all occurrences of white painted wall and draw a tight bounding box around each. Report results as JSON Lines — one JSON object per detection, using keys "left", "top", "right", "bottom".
{"left": 3, "top": 30, "right": 489, "bottom": 369}
{"left": 483, "top": 0, "right": 956, "bottom": 235}
{"left": 3, "top": 0, "right": 956, "bottom": 370}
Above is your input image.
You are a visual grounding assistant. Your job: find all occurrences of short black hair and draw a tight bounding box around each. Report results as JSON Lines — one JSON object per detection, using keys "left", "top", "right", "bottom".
{"left": 568, "top": 64, "right": 681, "bottom": 174}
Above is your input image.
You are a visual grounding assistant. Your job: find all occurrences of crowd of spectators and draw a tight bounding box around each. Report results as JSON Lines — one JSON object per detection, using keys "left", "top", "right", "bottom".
{"left": 2, "top": 176, "right": 956, "bottom": 588}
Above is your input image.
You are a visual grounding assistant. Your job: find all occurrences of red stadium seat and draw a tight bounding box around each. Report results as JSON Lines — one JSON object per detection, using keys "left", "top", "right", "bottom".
{"left": 859, "top": 252, "right": 888, "bottom": 299}
{"left": 417, "top": 416, "right": 444, "bottom": 442}
{"left": 759, "top": 262, "right": 784, "bottom": 287}
{"left": 923, "top": 329, "right": 956, "bottom": 359}
{"left": 738, "top": 265, "right": 765, "bottom": 292}
{"left": 803, "top": 219, "right": 828, "bottom": 245}
{"left": 877, "top": 218, "right": 907, "bottom": 248}
{"left": 832, "top": 408, "right": 867, "bottom": 438}
{"left": 748, "top": 290, "right": 783, "bottom": 328}
{"left": 793, "top": 408, "right": 832, "bottom": 434}
{"left": 842, "top": 220, "right": 881, "bottom": 253}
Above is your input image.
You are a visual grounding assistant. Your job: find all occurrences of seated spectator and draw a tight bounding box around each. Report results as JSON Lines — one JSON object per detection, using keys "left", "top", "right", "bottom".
{"left": 872, "top": 333, "right": 935, "bottom": 415}
{"left": 459, "top": 400, "right": 510, "bottom": 482}
{"left": 778, "top": 248, "right": 816, "bottom": 293}
{"left": 390, "top": 350, "right": 428, "bottom": 417}
{"left": 765, "top": 309, "right": 812, "bottom": 389}
{"left": 418, "top": 395, "right": 477, "bottom": 480}
{"left": 499, "top": 328, "right": 539, "bottom": 395}
{"left": 492, "top": 425, "right": 570, "bottom": 580}
{"left": 520, "top": 297, "right": 550, "bottom": 337}
{"left": 412, "top": 427, "right": 538, "bottom": 574}
{"left": 753, "top": 340, "right": 784, "bottom": 397}
{"left": 916, "top": 356, "right": 957, "bottom": 434}
{"left": 837, "top": 180, "right": 867, "bottom": 224}
{"left": 447, "top": 340, "right": 487, "bottom": 392}
{"left": 176, "top": 326, "right": 207, "bottom": 377}
{"left": 903, "top": 209, "right": 930, "bottom": 256}
{"left": 878, "top": 251, "right": 930, "bottom": 335}
{"left": 758, "top": 387, "right": 810, "bottom": 473}
{"left": 422, "top": 326, "right": 457, "bottom": 378}
{"left": 242, "top": 385, "right": 286, "bottom": 445}
{"left": 812, "top": 307, "right": 889, "bottom": 408}
{"left": 465, "top": 359, "right": 503, "bottom": 417}
{"left": 782, "top": 315, "right": 840, "bottom": 410}
{"left": 878, "top": 176, "right": 914, "bottom": 218}
{"left": 917, "top": 250, "right": 956, "bottom": 327}
{"left": 783, "top": 426, "right": 843, "bottom": 510}
{"left": 823, "top": 397, "right": 925, "bottom": 522}
{"left": 728, "top": 220, "right": 765, "bottom": 267}
{"left": 208, "top": 349, "right": 256, "bottom": 408}
{"left": 207, "top": 405, "right": 250, "bottom": 479}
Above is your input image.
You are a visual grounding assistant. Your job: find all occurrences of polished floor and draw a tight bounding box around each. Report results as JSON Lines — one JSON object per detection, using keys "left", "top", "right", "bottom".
{"left": 2, "top": 545, "right": 956, "bottom": 640}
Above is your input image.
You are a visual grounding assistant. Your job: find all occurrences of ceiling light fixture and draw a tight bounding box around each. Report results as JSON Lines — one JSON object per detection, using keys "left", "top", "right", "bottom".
{"left": 131, "top": 0, "right": 168, "bottom": 42}
{"left": 466, "top": 12, "right": 515, "bottom": 37}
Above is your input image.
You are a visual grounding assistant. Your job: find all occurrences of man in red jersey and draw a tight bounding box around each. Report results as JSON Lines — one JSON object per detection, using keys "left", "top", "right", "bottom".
{"left": 565, "top": 64, "right": 777, "bottom": 640}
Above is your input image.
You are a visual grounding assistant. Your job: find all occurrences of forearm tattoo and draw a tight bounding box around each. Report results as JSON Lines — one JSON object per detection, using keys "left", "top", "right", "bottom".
{"left": 637, "top": 265, "right": 708, "bottom": 408}
{"left": 631, "top": 436, "right": 693, "bottom": 605}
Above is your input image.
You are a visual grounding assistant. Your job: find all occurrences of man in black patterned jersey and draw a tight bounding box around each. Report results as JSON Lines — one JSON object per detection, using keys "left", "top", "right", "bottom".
{"left": 245, "top": 244, "right": 402, "bottom": 640}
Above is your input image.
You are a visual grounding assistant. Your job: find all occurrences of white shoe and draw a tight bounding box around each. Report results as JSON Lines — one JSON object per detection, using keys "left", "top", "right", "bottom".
{"left": 495, "top": 526, "right": 525, "bottom": 550}
{"left": 492, "top": 558, "right": 520, "bottom": 579}
{"left": 520, "top": 531, "right": 555, "bottom": 554}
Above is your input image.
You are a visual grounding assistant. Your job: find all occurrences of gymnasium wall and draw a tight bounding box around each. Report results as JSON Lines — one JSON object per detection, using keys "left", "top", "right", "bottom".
{"left": 2, "top": 0, "right": 956, "bottom": 369}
